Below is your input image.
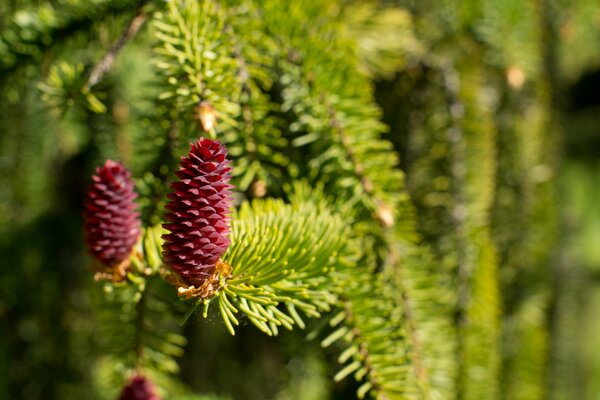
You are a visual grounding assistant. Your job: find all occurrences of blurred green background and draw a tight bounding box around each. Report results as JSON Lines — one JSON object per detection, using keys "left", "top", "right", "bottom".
{"left": 1, "top": 0, "right": 600, "bottom": 399}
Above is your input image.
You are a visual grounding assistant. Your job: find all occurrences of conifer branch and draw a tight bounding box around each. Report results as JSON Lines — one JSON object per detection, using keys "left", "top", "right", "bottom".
{"left": 152, "top": 0, "right": 240, "bottom": 123}
{"left": 220, "top": 2, "right": 290, "bottom": 193}
{"left": 327, "top": 264, "right": 413, "bottom": 399}
{"left": 181, "top": 197, "right": 349, "bottom": 336}
{"left": 258, "top": 4, "right": 454, "bottom": 397}
{"left": 386, "top": 245, "right": 430, "bottom": 399}
{"left": 0, "top": 0, "right": 566, "bottom": 398}
{"left": 328, "top": 90, "right": 436, "bottom": 396}
{"left": 85, "top": 11, "right": 147, "bottom": 90}
{"left": 340, "top": 300, "right": 385, "bottom": 398}
{"left": 0, "top": 0, "right": 149, "bottom": 79}
{"left": 328, "top": 103, "right": 374, "bottom": 197}
{"left": 134, "top": 284, "right": 147, "bottom": 368}
{"left": 440, "top": 62, "right": 471, "bottom": 376}
{"left": 92, "top": 226, "right": 186, "bottom": 395}
{"left": 438, "top": 46, "right": 501, "bottom": 400}
{"left": 227, "top": 20, "right": 265, "bottom": 192}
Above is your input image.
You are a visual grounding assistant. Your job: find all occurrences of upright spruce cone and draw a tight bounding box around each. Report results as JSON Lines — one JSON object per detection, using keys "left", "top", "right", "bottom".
{"left": 163, "top": 138, "right": 232, "bottom": 290}
{"left": 119, "top": 375, "right": 161, "bottom": 400}
{"left": 84, "top": 160, "right": 140, "bottom": 269}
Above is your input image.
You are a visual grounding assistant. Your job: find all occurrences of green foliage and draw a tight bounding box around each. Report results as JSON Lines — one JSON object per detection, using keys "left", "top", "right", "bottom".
{"left": 325, "top": 266, "right": 410, "bottom": 399}
{"left": 250, "top": 4, "right": 463, "bottom": 398}
{"left": 341, "top": 2, "right": 423, "bottom": 80}
{"left": 152, "top": 0, "right": 290, "bottom": 195}
{"left": 0, "top": 0, "right": 580, "bottom": 399}
{"left": 195, "top": 197, "right": 349, "bottom": 336}
{"left": 152, "top": 0, "right": 240, "bottom": 123}
{"left": 453, "top": 52, "right": 501, "bottom": 400}
{"left": 0, "top": 0, "right": 145, "bottom": 76}
{"left": 38, "top": 61, "right": 106, "bottom": 113}
{"left": 91, "top": 226, "right": 187, "bottom": 398}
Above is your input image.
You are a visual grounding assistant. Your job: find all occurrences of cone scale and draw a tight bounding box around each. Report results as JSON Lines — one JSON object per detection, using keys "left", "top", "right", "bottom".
{"left": 162, "top": 138, "right": 232, "bottom": 297}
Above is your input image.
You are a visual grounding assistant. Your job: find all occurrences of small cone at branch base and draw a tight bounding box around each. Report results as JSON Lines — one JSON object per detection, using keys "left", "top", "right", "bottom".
{"left": 119, "top": 375, "right": 161, "bottom": 400}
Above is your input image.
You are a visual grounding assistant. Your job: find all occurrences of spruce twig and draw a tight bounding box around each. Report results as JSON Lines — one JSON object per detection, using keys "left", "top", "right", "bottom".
{"left": 387, "top": 245, "right": 431, "bottom": 399}
{"left": 85, "top": 11, "right": 147, "bottom": 90}
{"left": 0, "top": 0, "right": 149, "bottom": 79}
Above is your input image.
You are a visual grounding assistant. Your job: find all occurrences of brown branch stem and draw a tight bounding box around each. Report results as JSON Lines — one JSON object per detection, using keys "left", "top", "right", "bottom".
{"left": 85, "top": 11, "right": 147, "bottom": 90}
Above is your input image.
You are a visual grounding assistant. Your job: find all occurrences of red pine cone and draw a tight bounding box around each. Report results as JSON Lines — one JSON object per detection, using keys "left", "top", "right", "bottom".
{"left": 84, "top": 160, "right": 140, "bottom": 267}
{"left": 119, "top": 375, "right": 161, "bottom": 400}
{"left": 162, "top": 138, "right": 232, "bottom": 286}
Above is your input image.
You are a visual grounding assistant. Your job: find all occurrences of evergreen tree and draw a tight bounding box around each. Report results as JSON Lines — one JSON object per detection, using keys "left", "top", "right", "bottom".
{"left": 1, "top": 0, "right": 598, "bottom": 399}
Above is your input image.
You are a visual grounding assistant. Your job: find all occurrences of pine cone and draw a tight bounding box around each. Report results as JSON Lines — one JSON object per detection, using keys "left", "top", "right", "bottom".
{"left": 84, "top": 160, "right": 140, "bottom": 268}
{"left": 119, "top": 375, "right": 161, "bottom": 400}
{"left": 163, "top": 138, "right": 232, "bottom": 288}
